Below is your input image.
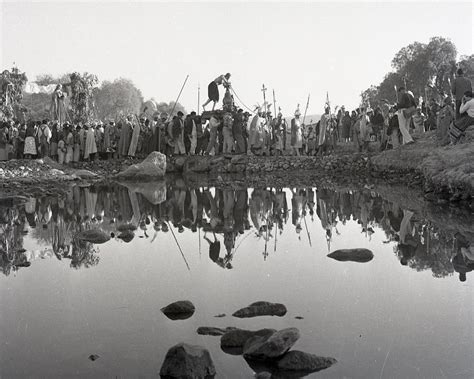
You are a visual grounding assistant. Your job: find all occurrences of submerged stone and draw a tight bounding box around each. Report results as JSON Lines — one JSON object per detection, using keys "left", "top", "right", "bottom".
{"left": 327, "top": 248, "right": 374, "bottom": 263}
{"left": 117, "top": 230, "right": 135, "bottom": 243}
{"left": 243, "top": 328, "right": 300, "bottom": 360}
{"left": 221, "top": 328, "right": 276, "bottom": 355}
{"left": 276, "top": 350, "right": 337, "bottom": 372}
{"left": 159, "top": 342, "right": 216, "bottom": 378}
{"left": 233, "top": 301, "right": 287, "bottom": 318}
{"left": 161, "top": 300, "right": 195, "bottom": 320}
{"left": 197, "top": 326, "right": 237, "bottom": 336}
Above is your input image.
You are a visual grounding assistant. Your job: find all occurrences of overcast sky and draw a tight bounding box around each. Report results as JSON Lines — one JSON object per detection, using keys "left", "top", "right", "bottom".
{"left": 1, "top": 1, "right": 473, "bottom": 115}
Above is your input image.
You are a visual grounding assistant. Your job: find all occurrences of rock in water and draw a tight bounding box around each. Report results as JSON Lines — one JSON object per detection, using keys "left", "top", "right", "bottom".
{"left": 277, "top": 350, "right": 337, "bottom": 373}
{"left": 75, "top": 229, "right": 111, "bottom": 244}
{"left": 161, "top": 300, "right": 195, "bottom": 320}
{"left": 243, "top": 328, "right": 300, "bottom": 360}
{"left": 233, "top": 301, "right": 287, "bottom": 318}
{"left": 327, "top": 248, "right": 374, "bottom": 263}
{"left": 221, "top": 328, "right": 276, "bottom": 352}
{"left": 197, "top": 327, "right": 236, "bottom": 336}
{"left": 115, "top": 151, "right": 166, "bottom": 180}
{"left": 159, "top": 343, "right": 216, "bottom": 378}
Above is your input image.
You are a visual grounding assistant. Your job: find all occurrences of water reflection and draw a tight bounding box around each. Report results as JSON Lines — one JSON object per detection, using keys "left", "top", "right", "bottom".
{"left": 0, "top": 180, "right": 472, "bottom": 281}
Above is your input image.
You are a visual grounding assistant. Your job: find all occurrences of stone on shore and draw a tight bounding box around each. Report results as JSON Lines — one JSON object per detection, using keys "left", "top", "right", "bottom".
{"left": 243, "top": 328, "right": 300, "bottom": 360}
{"left": 276, "top": 350, "right": 337, "bottom": 372}
{"left": 115, "top": 152, "right": 166, "bottom": 180}
{"left": 161, "top": 300, "right": 195, "bottom": 320}
{"left": 159, "top": 342, "right": 216, "bottom": 378}
{"left": 327, "top": 248, "right": 374, "bottom": 263}
{"left": 233, "top": 301, "right": 287, "bottom": 318}
{"left": 75, "top": 229, "right": 111, "bottom": 244}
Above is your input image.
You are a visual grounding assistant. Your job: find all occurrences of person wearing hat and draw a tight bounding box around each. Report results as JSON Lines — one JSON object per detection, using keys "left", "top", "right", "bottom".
{"left": 202, "top": 73, "right": 231, "bottom": 111}
{"left": 451, "top": 68, "right": 473, "bottom": 118}
{"left": 291, "top": 107, "right": 303, "bottom": 156}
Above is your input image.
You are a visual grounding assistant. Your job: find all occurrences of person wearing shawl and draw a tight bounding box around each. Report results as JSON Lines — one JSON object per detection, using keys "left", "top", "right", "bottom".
{"left": 318, "top": 107, "right": 330, "bottom": 154}
{"left": 118, "top": 116, "right": 133, "bottom": 158}
{"left": 127, "top": 116, "right": 140, "bottom": 158}
{"left": 436, "top": 96, "right": 455, "bottom": 146}
{"left": 450, "top": 90, "right": 474, "bottom": 145}
{"left": 103, "top": 121, "right": 114, "bottom": 158}
{"left": 65, "top": 126, "right": 74, "bottom": 164}
{"left": 24, "top": 121, "right": 37, "bottom": 158}
{"left": 73, "top": 125, "right": 81, "bottom": 162}
{"left": 202, "top": 73, "right": 231, "bottom": 111}
{"left": 57, "top": 131, "right": 66, "bottom": 164}
{"left": 291, "top": 107, "right": 303, "bottom": 156}
{"left": 84, "top": 124, "right": 97, "bottom": 161}
{"left": 341, "top": 111, "right": 352, "bottom": 143}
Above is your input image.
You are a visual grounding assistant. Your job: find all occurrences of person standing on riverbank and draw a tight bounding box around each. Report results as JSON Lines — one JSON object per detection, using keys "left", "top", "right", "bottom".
{"left": 395, "top": 87, "right": 415, "bottom": 145}
{"left": 291, "top": 108, "right": 303, "bottom": 156}
{"left": 451, "top": 69, "right": 472, "bottom": 118}
{"left": 450, "top": 91, "right": 474, "bottom": 144}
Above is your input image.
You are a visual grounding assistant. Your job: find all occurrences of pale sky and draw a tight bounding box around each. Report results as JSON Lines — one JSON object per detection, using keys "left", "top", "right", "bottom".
{"left": 1, "top": 1, "right": 473, "bottom": 115}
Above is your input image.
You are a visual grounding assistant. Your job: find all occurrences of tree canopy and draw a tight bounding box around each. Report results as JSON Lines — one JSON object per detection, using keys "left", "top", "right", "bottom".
{"left": 93, "top": 78, "right": 143, "bottom": 120}
{"left": 361, "top": 36, "right": 466, "bottom": 108}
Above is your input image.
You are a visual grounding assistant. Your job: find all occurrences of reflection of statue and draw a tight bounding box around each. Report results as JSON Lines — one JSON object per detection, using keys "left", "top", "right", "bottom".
{"left": 51, "top": 84, "right": 67, "bottom": 125}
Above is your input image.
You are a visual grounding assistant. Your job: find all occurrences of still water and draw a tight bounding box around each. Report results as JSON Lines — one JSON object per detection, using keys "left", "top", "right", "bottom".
{"left": 0, "top": 179, "right": 473, "bottom": 378}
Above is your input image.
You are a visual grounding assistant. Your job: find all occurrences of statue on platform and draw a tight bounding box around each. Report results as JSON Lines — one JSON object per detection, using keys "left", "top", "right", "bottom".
{"left": 51, "top": 84, "right": 67, "bottom": 125}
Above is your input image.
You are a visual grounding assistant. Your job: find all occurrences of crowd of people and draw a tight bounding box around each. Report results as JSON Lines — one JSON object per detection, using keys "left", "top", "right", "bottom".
{"left": 0, "top": 181, "right": 471, "bottom": 280}
{"left": 0, "top": 70, "right": 473, "bottom": 163}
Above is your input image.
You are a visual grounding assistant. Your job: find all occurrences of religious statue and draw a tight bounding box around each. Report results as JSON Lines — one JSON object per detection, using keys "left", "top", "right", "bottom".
{"left": 51, "top": 84, "right": 67, "bottom": 125}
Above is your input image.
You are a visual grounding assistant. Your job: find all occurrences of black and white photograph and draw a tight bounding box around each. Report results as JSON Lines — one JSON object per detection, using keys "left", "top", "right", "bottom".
{"left": 0, "top": 1, "right": 473, "bottom": 377}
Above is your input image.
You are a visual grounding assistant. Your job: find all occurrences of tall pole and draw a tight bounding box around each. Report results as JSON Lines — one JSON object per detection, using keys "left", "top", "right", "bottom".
{"left": 197, "top": 83, "right": 200, "bottom": 112}
{"left": 169, "top": 74, "right": 189, "bottom": 118}
{"left": 302, "top": 93, "right": 310, "bottom": 125}
{"left": 272, "top": 89, "right": 277, "bottom": 117}
{"left": 261, "top": 84, "right": 267, "bottom": 112}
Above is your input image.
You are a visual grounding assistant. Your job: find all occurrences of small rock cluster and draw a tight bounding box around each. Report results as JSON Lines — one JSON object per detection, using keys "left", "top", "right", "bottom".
{"left": 158, "top": 300, "right": 337, "bottom": 378}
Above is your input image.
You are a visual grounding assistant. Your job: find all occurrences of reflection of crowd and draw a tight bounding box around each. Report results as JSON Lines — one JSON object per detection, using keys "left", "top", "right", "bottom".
{"left": 0, "top": 181, "right": 472, "bottom": 280}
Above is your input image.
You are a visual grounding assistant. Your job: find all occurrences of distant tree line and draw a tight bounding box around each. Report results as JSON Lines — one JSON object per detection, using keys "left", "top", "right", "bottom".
{"left": 361, "top": 36, "right": 474, "bottom": 108}
{"left": 22, "top": 74, "right": 186, "bottom": 122}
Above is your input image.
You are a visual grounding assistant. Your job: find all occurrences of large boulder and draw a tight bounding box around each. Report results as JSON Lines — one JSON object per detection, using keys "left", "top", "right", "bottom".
{"left": 277, "top": 350, "right": 337, "bottom": 373}
{"left": 327, "top": 248, "right": 374, "bottom": 263}
{"left": 161, "top": 300, "right": 195, "bottom": 320}
{"left": 243, "top": 328, "right": 300, "bottom": 360}
{"left": 115, "top": 152, "right": 166, "bottom": 180}
{"left": 233, "top": 301, "right": 287, "bottom": 318}
{"left": 75, "top": 229, "right": 111, "bottom": 244}
{"left": 159, "top": 342, "right": 216, "bottom": 378}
